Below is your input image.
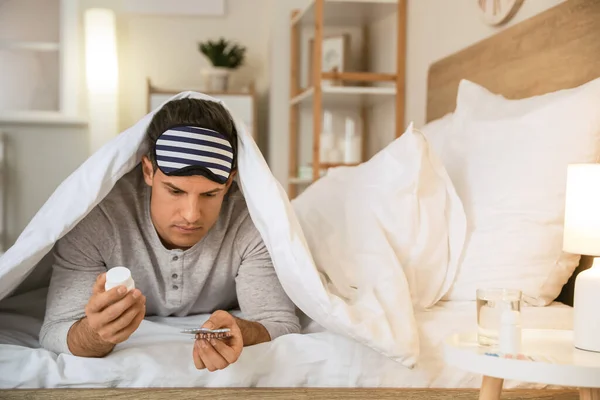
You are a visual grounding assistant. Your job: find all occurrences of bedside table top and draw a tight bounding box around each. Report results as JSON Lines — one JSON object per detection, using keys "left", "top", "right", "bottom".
{"left": 444, "top": 329, "right": 600, "bottom": 388}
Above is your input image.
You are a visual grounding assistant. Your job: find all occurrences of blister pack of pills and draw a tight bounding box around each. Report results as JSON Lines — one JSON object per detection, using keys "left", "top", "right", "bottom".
{"left": 181, "top": 327, "right": 232, "bottom": 339}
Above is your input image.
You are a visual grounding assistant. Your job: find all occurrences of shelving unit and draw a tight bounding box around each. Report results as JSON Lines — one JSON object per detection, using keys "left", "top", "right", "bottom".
{"left": 288, "top": 0, "right": 406, "bottom": 198}
{"left": 290, "top": 85, "right": 396, "bottom": 108}
{"left": 0, "top": 41, "right": 60, "bottom": 52}
{"left": 288, "top": 177, "right": 313, "bottom": 186}
{"left": 0, "top": 0, "right": 81, "bottom": 122}
{"left": 291, "top": 0, "right": 398, "bottom": 26}
{"left": 0, "top": 110, "right": 87, "bottom": 126}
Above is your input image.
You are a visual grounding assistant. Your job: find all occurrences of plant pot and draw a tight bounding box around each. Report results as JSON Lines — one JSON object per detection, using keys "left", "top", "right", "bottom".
{"left": 202, "top": 67, "right": 231, "bottom": 92}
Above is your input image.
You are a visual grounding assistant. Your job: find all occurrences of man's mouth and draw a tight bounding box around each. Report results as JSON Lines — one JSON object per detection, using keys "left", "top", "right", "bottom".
{"left": 173, "top": 225, "right": 202, "bottom": 232}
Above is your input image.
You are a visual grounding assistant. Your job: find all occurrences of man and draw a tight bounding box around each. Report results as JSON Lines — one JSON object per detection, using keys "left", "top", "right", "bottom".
{"left": 40, "top": 98, "right": 300, "bottom": 371}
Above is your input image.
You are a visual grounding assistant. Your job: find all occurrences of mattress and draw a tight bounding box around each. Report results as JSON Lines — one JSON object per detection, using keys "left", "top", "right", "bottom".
{"left": 0, "top": 288, "right": 573, "bottom": 389}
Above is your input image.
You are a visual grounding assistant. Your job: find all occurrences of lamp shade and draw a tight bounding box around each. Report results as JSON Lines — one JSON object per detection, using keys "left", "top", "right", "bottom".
{"left": 84, "top": 8, "right": 118, "bottom": 95}
{"left": 84, "top": 8, "right": 119, "bottom": 155}
{"left": 563, "top": 163, "right": 600, "bottom": 256}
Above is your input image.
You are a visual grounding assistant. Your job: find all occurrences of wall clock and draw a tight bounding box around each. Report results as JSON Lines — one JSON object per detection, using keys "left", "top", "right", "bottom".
{"left": 478, "top": 0, "right": 524, "bottom": 26}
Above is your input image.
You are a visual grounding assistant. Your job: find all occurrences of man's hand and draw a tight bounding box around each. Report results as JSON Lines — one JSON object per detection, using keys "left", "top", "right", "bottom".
{"left": 67, "top": 273, "right": 146, "bottom": 357}
{"left": 85, "top": 273, "right": 146, "bottom": 343}
{"left": 193, "top": 310, "right": 243, "bottom": 372}
{"left": 192, "top": 310, "right": 272, "bottom": 371}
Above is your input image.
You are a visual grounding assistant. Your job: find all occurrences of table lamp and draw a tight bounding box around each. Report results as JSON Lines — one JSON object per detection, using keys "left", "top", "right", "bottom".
{"left": 563, "top": 163, "right": 600, "bottom": 353}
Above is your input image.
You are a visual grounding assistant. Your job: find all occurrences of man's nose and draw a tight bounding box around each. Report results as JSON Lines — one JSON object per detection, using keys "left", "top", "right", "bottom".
{"left": 181, "top": 198, "right": 202, "bottom": 223}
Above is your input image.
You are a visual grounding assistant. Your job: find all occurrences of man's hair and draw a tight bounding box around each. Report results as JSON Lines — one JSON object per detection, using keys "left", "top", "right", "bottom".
{"left": 146, "top": 98, "right": 237, "bottom": 170}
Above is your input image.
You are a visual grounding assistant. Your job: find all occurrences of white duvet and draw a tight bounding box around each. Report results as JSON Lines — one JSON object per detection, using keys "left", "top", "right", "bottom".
{"left": 0, "top": 289, "right": 573, "bottom": 388}
{"left": 0, "top": 91, "right": 466, "bottom": 386}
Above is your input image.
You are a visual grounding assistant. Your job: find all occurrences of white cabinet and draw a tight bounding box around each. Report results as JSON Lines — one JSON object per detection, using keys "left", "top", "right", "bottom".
{"left": 0, "top": 0, "right": 81, "bottom": 121}
{"left": 147, "top": 81, "right": 257, "bottom": 140}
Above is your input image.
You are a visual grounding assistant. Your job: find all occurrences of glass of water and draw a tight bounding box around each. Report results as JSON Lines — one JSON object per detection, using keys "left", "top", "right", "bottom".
{"left": 476, "top": 288, "right": 522, "bottom": 346}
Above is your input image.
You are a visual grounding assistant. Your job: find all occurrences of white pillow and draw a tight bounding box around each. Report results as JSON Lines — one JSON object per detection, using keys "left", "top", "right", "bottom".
{"left": 454, "top": 79, "right": 580, "bottom": 120}
{"left": 436, "top": 78, "right": 600, "bottom": 305}
{"left": 292, "top": 123, "right": 466, "bottom": 334}
{"left": 419, "top": 112, "right": 454, "bottom": 157}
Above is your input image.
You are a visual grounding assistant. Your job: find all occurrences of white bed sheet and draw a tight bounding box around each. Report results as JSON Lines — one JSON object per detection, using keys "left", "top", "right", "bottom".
{"left": 0, "top": 288, "right": 573, "bottom": 389}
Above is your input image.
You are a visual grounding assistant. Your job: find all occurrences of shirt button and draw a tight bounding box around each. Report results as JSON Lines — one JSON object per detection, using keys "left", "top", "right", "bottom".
{"left": 172, "top": 255, "right": 179, "bottom": 261}
{"left": 172, "top": 285, "right": 179, "bottom": 290}
{"left": 172, "top": 273, "right": 178, "bottom": 279}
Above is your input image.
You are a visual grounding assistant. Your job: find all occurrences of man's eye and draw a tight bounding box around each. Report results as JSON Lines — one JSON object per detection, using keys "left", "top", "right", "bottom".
{"left": 204, "top": 193, "right": 217, "bottom": 198}
{"left": 170, "top": 189, "right": 183, "bottom": 195}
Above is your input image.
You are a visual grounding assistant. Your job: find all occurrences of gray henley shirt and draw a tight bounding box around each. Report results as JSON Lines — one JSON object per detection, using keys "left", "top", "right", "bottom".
{"left": 39, "top": 166, "right": 300, "bottom": 354}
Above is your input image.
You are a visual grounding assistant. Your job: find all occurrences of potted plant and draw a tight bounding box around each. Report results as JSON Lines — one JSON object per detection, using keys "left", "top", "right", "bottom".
{"left": 198, "top": 37, "right": 246, "bottom": 92}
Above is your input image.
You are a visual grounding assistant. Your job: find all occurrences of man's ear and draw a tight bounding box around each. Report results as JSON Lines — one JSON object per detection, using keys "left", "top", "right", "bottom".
{"left": 141, "top": 156, "right": 155, "bottom": 186}
{"left": 225, "top": 170, "right": 237, "bottom": 190}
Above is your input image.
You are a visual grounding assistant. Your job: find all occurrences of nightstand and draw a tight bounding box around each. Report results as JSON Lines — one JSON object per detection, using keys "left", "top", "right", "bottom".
{"left": 444, "top": 329, "right": 600, "bottom": 400}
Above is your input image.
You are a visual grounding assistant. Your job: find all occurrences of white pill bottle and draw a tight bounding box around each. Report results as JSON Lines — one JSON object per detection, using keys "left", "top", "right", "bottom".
{"left": 105, "top": 266, "right": 135, "bottom": 292}
{"left": 499, "top": 309, "right": 522, "bottom": 355}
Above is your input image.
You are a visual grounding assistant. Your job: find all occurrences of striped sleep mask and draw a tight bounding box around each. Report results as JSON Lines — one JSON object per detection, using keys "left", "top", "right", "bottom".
{"left": 155, "top": 126, "right": 234, "bottom": 184}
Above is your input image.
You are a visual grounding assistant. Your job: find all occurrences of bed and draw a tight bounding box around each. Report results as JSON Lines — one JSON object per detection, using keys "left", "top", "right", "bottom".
{"left": 2, "top": 0, "right": 600, "bottom": 398}
{"left": 0, "top": 289, "right": 577, "bottom": 392}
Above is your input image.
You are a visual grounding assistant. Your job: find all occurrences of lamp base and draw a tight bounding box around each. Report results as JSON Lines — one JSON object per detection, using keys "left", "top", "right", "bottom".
{"left": 573, "top": 257, "right": 600, "bottom": 353}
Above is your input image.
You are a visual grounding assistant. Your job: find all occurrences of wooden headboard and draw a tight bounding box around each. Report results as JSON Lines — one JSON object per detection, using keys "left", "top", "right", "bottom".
{"left": 426, "top": 0, "right": 600, "bottom": 122}
{"left": 425, "top": 0, "right": 600, "bottom": 306}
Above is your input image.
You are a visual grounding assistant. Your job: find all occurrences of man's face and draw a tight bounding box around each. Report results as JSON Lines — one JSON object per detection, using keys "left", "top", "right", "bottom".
{"left": 142, "top": 156, "right": 233, "bottom": 250}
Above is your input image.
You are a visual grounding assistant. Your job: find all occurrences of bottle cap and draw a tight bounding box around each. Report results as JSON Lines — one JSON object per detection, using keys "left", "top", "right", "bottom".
{"left": 105, "top": 266, "right": 135, "bottom": 292}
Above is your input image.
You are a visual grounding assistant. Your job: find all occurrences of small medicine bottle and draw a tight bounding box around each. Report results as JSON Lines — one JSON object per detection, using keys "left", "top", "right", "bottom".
{"left": 105, "top": 266, "right": 135, "bottom": 292}
{"left": 320, "top": 110, "right": 335, "bottom": 163}
{"left": 499, "top": 309, "right": 522, "bottom": 355}
{"left": 343, "top": 117, "right": 361, "bottom": 164}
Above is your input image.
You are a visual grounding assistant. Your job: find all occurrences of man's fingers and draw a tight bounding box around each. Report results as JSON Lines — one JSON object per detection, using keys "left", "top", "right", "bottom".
{"left": 227, "top": 332, "right": 244, "bottom": 354}
{"left": 88, "top": 286, "right": 133, "bottom": 314}
{"left": 196, "top": 340, "right": 217, "bottom": 371}
{"left": 202, "top": 310, "right": 232, "bottom": 330}
{"left": 193, "top": 342, "right": 206, "bottom": 370}
{"left": 197, "top": 339, "right": 229, "bottom": 371}
{"left": 210, "top": 338, "right": 240, "bottom": 364}
{"left": 202, "top": 310, "right": 243, "bottom": 354}
{"left": 121, "top": 303, "right": 145, "bottom": 332}
{"left": 95, "top": 290, "right": 142, "bottom": 325}
{"left": 103, "top": 303, "right": 146, "bottom": 344}
{"left": 92, "top": 273, "right": 107, "bottom": 295}
{"left": 101, "top": 300, "right": 144, "bottom": 336}
{"left": 194, "top": 312, "right": 240, "bottom": 371}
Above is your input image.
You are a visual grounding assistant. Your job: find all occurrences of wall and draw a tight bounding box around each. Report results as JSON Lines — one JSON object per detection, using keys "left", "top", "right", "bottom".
{"left": 0, "top": 0, "right": 88, "bottom": 248}
{"left": 2, "top": 0, "right": 275, "bottom": 247}
{"left": 403, "top": 0, "right": 566, "bottom": 127}
{"left": 1, "top": 123, "right": 89, "bottom": 248}
{"left": 80, "top": 0, "right": 274, "bottom": 153}
{"left": 269, "top": 0, "right": 567, "bottom": 190}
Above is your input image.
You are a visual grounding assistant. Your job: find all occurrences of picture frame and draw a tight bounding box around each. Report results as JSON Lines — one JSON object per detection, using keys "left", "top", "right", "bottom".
{"left": 308, "top": 34, "right": 350, "bottom": 87}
